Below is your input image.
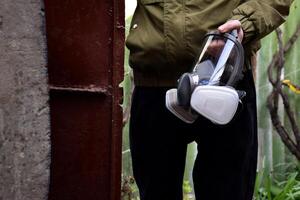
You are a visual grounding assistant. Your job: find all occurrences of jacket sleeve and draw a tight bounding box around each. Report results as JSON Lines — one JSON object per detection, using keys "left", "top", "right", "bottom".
{"left": 230, "top": 0, "right": 294, "bottom": 44}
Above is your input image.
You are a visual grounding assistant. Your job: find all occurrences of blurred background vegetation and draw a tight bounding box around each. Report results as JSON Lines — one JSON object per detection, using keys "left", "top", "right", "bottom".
{"left": 121, "top": 1, "right": 300, "bottom": 199}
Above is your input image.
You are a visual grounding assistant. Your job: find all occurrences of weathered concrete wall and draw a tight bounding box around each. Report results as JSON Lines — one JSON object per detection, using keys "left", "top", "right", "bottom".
{"left": 0, "top": 0, "right": 50, "bottom": 199}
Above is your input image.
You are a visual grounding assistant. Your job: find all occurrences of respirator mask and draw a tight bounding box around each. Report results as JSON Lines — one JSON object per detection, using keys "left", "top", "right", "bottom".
{"left": 165, "top": 30, "right": 246, "bottom": 125}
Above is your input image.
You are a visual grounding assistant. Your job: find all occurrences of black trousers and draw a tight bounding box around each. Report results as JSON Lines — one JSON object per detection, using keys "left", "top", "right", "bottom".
{"left": 129, "top": 70, "right": 258, "bottom": 200}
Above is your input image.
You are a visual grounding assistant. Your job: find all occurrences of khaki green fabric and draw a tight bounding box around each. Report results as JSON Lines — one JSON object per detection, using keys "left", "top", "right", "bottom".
{"left": 126, "top": 0, "right": 293, "bottom": 86}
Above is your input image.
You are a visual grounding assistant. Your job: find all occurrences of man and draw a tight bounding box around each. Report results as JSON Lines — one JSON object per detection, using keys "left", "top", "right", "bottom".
{"left": 126, "top": 1, "right": 293, "bottom": 199}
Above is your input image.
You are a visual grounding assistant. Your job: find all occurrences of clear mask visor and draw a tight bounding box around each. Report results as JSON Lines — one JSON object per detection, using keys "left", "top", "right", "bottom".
{"left": 193, "top": 34, "right": 241, "bottom": 86}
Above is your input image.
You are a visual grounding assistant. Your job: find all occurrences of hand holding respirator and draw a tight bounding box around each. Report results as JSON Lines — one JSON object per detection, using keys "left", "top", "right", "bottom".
{"left": 166, "top": 30, "right": 246, "bottom": 125}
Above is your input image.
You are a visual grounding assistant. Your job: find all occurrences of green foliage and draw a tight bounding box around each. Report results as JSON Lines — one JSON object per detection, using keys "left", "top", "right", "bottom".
{"left": 121, "top": 15, "right": 138, "bottom": 200}
{"left": 121, "top": 175, "right": 140, "bottom": 200}
{"left": 183, "top": 180, "right": 195, "bottom": 200}
{"left": 121, "top": 21, "right": 133, "bottom": 171}
{"left": 254, "top": 162, "right": 300, "bottom": 200}
{"left": 256, "top": 0, "right": 300, "bottom": 193}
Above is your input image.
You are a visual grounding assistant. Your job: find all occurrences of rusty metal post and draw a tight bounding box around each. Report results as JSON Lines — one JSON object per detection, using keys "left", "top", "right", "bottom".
{"left": 44, "top": 0, "right": 124, "bottom": 199}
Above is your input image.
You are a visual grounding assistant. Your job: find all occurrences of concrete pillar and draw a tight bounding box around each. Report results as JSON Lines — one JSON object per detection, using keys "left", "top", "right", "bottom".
{"left": 0, "top": 0, "right": 50, "bottom": 199}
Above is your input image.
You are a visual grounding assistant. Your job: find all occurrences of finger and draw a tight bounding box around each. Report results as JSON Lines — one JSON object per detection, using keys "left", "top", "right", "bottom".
{"left": 237, "top": 28, "right": 244, "bottom": 42}
{"left": 218, "top": 20, "right": 244, "bottom": 42}
{"left": 207, "top": 40, "right": 225, "bottom": 57}
{"left": 218, "top": 20, "right": 241, "bottom": 33}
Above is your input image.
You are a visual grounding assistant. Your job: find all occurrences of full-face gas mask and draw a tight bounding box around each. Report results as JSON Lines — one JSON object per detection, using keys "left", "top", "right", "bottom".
{"left": 166, "top": 30, "right": 246, "bottom": 124}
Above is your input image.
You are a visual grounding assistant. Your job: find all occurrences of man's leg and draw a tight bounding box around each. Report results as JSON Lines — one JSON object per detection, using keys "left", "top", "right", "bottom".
{"left": 192, "top": 70, "right": 258, "bottom": 200}
{"left": 129, "top": 87, "right": 189, "bottom": 200}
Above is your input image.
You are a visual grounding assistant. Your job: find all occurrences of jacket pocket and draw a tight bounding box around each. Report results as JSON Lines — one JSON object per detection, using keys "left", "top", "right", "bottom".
{"left": 126, "top": 0, "right": 167, "bottom": 73}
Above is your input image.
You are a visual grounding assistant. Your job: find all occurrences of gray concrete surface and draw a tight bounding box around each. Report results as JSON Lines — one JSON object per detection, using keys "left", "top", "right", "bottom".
{"left": 0, "top": 0, "right": 50, "bottom": 199}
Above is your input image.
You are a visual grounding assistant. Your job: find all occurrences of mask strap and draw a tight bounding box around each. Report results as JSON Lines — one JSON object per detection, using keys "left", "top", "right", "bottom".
{"left": 209, "top": 40, "right": 235, "bottom": 85}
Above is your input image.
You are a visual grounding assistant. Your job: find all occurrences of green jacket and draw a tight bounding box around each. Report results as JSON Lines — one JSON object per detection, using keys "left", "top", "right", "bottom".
{"left": 126, "top": 0, "right": 293, "bottom": 86}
